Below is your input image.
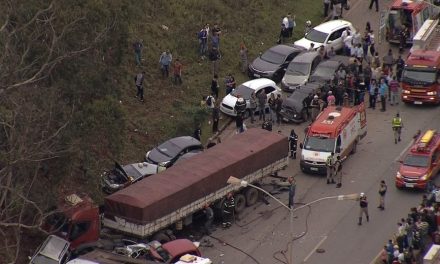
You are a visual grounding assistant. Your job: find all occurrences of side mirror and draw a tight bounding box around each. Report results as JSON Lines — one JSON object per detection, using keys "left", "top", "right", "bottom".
{"left": 299, "top": 143, "right": 303, "bottom": 149}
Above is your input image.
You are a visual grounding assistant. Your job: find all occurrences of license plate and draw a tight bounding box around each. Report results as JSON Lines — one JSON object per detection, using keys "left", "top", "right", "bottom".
{"left": 254, "top": 73, "right": 260, "bottom": 78}
{"left": 405, "top": 183, "right": 415, "bottom": 188}
{"left": 310, "top": 167, "right": 318, "bottom": 171}
{"left": 414, "top": 101, "right": 422, "bottom": 105}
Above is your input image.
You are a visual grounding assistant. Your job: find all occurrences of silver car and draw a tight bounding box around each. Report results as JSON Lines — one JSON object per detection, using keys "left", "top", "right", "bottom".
{"left": 30, "top": 235, "right": 71, "bottom": 264}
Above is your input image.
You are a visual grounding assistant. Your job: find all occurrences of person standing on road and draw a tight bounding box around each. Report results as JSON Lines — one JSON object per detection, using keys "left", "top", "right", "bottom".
{"left": 335, "top": 155, "right": 346, "bottom": 188}
{"left": 268, "top": 93, "right": 277, "bottom": 122}
{"left": 379, "top": 78, "right": 388, "bottom": 112}
{"left": 383, "top": 49, "right": 394, "bottom": 72}
{"left": 159, "top": 50, "right": 173, "bottom": 79}
{"left": 389, "top": 76, "right": 400, "bottom": 106}
{"left": 326, "top": 152, "right": 335, "bottom": 184}
{"left": 134, "top": 71, "right": 145, "bottom": 102}
{"left": 249, "top": 92, "right": 257, "bottom": 123}
{"left": 310, "top": 95, "right": 320, "bottom": 121}
{"left": 203, "top": 203, "right": 214, "bottom": 235}
{"left": 222, "top": 192, "right": 235, "bottom": 228}
{"left": 275, "top": 94, "right": 283, "bottom": 125}
{"left": 368, "top": 79, "right": 378, "bottom": 109}
{"left": 257, "top": 91, "right": 267, "bottom": 121}
{"left": 369, "top": 0, "right": 379, "bottom": 12}
{"left": 378, "top": 180, "right": 387, "bottom": 210}
{"left": 392, "top": 112, "right": 403, "bottom": 144}
{"left": 287, "top": 176, "right": 296, "bottom": 209}
{"left": 289, "top": 129, "right": 298, "bottom": 159}
{"left": 396, "top": 55, "right": 405, "bottom": 81}
{"left": 358, "top": 193, "right": 370, "bottom": 225}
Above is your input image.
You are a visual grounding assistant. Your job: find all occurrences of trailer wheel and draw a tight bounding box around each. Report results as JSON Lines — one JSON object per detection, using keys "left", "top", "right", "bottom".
{"left": 245, "top": 188, "right": 259, "bottom": 206}
{"left": 234, "top": 194, "right": 246, "bottom": 213}
{"left": 152, "top": 232, "right": 171, "bottom": 243}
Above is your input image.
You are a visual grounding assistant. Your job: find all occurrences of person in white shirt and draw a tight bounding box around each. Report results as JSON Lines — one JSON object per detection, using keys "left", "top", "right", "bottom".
{"left": 343, "top": 32, "right": 353, "bottom": 56}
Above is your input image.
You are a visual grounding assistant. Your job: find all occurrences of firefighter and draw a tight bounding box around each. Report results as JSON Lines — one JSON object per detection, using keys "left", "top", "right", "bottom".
{"left": 222, "top": 192, "right": 235, "bottom": 228}
{"left": 289, "top": 129, "right": 298, "bottom": 159}
{"left": 326, "top": 152, "right": 335, "bottom": 184}
{"left": 358, "top": 193, "right": 369, "bottom": 225}
{"left": 392, "top": 113, "right": 403, "bottom": 144}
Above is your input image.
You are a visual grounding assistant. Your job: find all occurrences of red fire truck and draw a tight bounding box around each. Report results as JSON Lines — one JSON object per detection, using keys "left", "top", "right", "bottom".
{"left": 401, "top": 18, "right": 440, "bottom": 105}
{"left": 396, "top": 130, "right": 440, "bottom": 190}
{"left": 385, "top": 0, "right": 434, "bottom": 45}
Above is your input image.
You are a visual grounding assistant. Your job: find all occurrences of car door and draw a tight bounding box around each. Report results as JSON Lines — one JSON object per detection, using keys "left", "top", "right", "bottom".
{"left": 327, "top": 27, "right": 346, "bottom": 51}
{"left": 283, "top": 51, "right": 301, "bottom": 71}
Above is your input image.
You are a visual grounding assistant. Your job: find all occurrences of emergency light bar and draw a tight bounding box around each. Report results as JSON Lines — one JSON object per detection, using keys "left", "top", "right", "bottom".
{"left": 421, "top": 130, "right": 435, "bottom": 144}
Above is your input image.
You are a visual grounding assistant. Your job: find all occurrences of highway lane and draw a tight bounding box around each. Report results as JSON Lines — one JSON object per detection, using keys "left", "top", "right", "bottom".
{"left": 202, "top": 1, "right": 440, "bottom": 263}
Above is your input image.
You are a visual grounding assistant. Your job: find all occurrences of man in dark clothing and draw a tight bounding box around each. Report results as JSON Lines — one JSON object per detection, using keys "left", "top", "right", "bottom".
{"left": 396, "top": 55, "right": 405, "bottom": 81}
{"left": 225, "top": 74, "right": 236, "bottom": 95}
{"left": 275, "top": 94, "right": 283, "bottom": 125}
{"left": 222, "top": 193, "right": 235, "bottom": 228}
{"left": 203, "top": 204, "right": 214, "bottom": 235}
{"left": 193, "top": 125, "right": 202, "bottom": 141}
{"left": 133, "top": 40, "right": 143, "bottom": 66}
{"left": 212, "top": 103, "right": 220, "bottom": 133}
{"left": 289, "top": 129, "right": 298, "bottom": 159}
{"left": 303, "top": 93, "right": 313, "bottom": 121}
{"left": 209, "top": 47, "right": 221, "bottom": 75}
{"left": 369, "top": 0, "right": 379, "bottom": 12}
{"left": 234, "top": 96, "right": 247, "bottom": 116}
{"left": 358, "top": 193, "right": 369, "bottom": 225}
{"left": 135, "top": 71, "right": 145, "bottom": 102}
{"left": 211, "top": 74, "right": 219, "bottom": 98}
{"left": 257, "top": 91, "right": 267, "bottom": 121}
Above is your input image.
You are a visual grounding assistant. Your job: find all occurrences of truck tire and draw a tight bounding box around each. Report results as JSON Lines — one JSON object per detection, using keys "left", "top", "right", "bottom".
{"left": 152, "top": 232, "right": 171, "bottom": 243}
{"left": 234, "top": 194, "right": 246, "bottom": 213}
{"left": 245, "top": 187, "right": 259, "bottom": 206}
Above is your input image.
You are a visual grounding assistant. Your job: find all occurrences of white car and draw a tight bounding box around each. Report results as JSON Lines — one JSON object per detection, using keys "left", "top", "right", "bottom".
{"left": 294, "top": 20, "right": 356, "bottom": 52}
{"left": 220, "top": 78, "right": 281, "bottom": 117}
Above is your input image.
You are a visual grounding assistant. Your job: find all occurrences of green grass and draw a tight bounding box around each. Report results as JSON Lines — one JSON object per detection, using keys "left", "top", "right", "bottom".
{"left": 120, "top": 0, "right": 324, "bottom": 162}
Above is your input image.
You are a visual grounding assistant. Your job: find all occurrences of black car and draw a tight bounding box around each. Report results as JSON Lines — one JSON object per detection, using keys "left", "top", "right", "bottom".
{"left": 280, "top": 82, "right": 324, "bottom": 123}
{"left": 101, "top": 162, "right": 162, "bottom": 194}
{"left": 308, "top": 55, "right": 350, "bottom": 83}
{"left": 248, "top": 44, "right": 304, "bottom": 82}
{"left": 145, "top": 136, "right": 203, "bottom": 167}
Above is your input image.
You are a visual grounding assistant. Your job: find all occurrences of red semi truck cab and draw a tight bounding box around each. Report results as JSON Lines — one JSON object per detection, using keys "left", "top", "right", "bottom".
{"left": 396, "top": 130, "right": 440, "bottom": 190}
{"left": 401, "top": 51, "right": 440, "bottom": 105}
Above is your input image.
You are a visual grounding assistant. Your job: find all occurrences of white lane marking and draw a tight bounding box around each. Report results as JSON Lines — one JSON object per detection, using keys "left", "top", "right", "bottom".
{"left": 394, "top": 140, "right": 414, "bottom": 162}
{"left": 303, "top": 235, "right": 328, "bottom": 263}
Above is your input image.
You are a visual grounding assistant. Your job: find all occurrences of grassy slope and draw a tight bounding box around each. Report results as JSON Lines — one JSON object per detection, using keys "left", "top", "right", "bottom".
{"left": 119, "top": 0, "right": 323, "bottom": 162}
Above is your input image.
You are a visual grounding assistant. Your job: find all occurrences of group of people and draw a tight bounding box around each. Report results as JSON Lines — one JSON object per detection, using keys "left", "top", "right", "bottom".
{"left": 379, "top": 193, "right": 440, "bottom": 263}
{"left": 278, "top": 13, "right": 296, "bottom": 44}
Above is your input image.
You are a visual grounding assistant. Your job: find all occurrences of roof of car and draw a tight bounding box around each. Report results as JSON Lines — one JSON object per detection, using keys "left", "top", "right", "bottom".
{"left": 38, "top": 235, "right": 70, "bottom": 261}
{"left": 242, "top": 78, "right": 277, "bottom": 90}
{"left": 292, "top": 51, "right": 320, "bottom": 63}
{"left": 166, "top": 136, "right": 202, "bottom": 149}
{"left": 269, "top": 44, "right": 304, "bottom": 55}
{"left": 313, "top": 20, "right": 352, "bottom": 34}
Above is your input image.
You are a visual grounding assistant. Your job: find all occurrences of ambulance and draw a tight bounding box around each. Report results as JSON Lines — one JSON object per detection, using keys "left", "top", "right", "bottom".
{"left": 299, "top": 104, "right": 367, "bottom": 174}
{"left": 396, "top": 130, "right": 440, "bottom": 190}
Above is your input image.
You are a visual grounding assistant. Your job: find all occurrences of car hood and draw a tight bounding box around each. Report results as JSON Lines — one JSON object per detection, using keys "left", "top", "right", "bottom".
{"left": 283, "top": 74, "right": 308, "bottom": 86}
{"left": 283, "top": 92, "right": 308, "bottom": 111}
{"left": 222, "top": 94, "right": 238, "bottom": 108}
{"left": 294, "top": 38, "right": 322, "bottom": 50}
{"left": 399, "top": 165, "right": 429, "bottom": 178}
{"left": 251, "top": 57, "right": 279, "bottom": 73}
{"left": 302, "top": 149, "right": 331, "bottom": 162}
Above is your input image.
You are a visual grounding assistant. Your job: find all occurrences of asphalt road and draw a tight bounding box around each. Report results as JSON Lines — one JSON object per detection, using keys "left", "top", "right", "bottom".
{"left": 202, "top": 1, "right": 440, "bottom": 263}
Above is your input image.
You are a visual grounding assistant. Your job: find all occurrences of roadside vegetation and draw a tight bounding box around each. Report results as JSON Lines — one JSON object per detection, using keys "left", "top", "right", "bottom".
{"left": 0, "top": 0, "right": 321, "bottom": 262}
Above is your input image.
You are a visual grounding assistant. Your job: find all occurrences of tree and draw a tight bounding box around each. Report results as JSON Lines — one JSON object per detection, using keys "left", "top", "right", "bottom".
{"left": 0, "top": 1, "right": 130, "bottom": 262}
